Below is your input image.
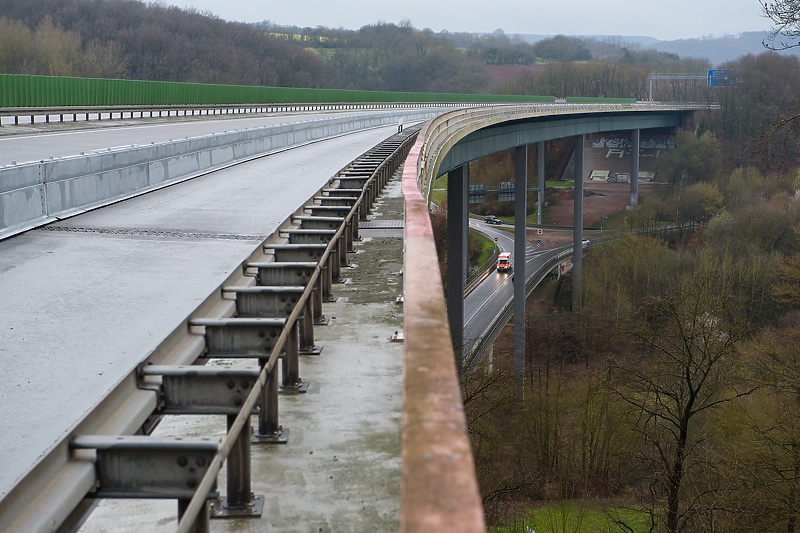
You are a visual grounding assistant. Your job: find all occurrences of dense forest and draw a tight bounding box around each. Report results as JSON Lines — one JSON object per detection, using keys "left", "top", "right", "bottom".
{"left": 464, "top": 139, "right": 800, "bottom": 531}
{"left": 4, "top": 1, "right": 800, "bottom": 531}
{"left": 456, "top": 16, "right": 800, "bottom": 533}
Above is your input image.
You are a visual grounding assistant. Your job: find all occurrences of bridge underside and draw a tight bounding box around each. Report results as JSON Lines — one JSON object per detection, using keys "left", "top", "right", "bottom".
{"left": 438, "top": 111, "right": 684, "bottom": 177}
{"left": 442, "top": 109, "right": 688, "bottom": 371}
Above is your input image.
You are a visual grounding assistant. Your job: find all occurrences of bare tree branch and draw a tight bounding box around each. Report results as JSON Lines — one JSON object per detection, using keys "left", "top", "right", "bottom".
{"left": 762, "top": 0, "right": 800, "bottom": 50}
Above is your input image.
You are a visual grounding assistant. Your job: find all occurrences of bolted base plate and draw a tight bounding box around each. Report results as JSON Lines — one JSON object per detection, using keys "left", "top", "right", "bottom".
{"left": 300, "top": 345, "right": 323, "bottom": 356}
{"left": 252, "top": 427, "right": 289, "bottom": 445}
{"left": 280, "top": 381, "right": 309, "bottom": 394}
{"left": 210, "top": 494, "right": 265, "bottom": 519}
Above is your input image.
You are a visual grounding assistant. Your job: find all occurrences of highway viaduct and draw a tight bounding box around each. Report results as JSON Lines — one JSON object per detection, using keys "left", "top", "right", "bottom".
{"left": 404, "top": 102, "right": 694, "bottom": 531}
{"left": 0, "top": 102, "right": 698, "bottom": 532}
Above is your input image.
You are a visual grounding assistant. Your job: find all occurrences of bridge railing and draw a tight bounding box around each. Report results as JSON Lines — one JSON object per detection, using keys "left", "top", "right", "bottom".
{"left": 401, "top": 119, "right": 487, "bottom": 533}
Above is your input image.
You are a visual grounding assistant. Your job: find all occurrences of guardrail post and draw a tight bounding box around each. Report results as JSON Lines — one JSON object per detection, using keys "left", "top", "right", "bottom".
{"left": 215, "top": 414, "right": 260, "bottom": 517}
{"left": 294, "top": 215, "right": 353, "bottom": 253}
{"left": 265, "top": 244, "right": 336, "bottom": 301}
{"left": 224, "top": 285, "right": 304, "bottom": 320}
{"left": 138, "top": 365, "right": 265, "bottom": 518}
{"left": 250, "top": 261, "right": 327, "bottom": 331}
{"left": 280, "top": 322, "right": 306, "bottom": 393}
{"left": 190, "top": 318, "right": 290, "bottom": 444}
{"left": 255, "top": 357, "right": 287, "bottom": 443}
{"left": 306, "top": 204, "right": 358, "bottom": 240}
{"left": 285, "top": 229, "right": 349, "bottom": 270}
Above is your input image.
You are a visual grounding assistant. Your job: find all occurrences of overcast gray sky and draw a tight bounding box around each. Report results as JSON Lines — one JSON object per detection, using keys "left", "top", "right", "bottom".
{"left": 159, "top": 0, "right": 770, "bottom": 41}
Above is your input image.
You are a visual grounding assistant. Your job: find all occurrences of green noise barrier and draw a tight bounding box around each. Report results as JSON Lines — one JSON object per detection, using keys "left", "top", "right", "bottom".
{"left": 0, "top": 73, "right": 634, "bottom": 108}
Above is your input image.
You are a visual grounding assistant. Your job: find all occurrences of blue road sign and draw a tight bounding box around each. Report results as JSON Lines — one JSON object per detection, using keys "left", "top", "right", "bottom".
{"left": 707, "top": 69, "right": 735, "bottom": 87}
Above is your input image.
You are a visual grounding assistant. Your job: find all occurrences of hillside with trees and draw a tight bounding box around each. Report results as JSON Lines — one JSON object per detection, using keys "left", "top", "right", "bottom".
{"left": 0, "top": 0, "right": 326, "bottom": 87}
{"left": 458, "top": 5, "right": 800, "bottom": 530}
{"left": 0, "top": 0, "right": 708, "bottom": 98}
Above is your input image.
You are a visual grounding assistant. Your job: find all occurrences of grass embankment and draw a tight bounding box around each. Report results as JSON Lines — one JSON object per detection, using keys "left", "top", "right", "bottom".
{"left": 473, "top": 231, "right": 497, "bottom": 270}
{"left": 490, "top": 502, "right": 652, "bottom": 533}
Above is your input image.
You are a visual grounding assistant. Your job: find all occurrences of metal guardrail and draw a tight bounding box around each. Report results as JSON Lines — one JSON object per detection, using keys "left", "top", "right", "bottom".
{"left": 0, "top": 102, "right": 485, "bottom": 126}
{"left": 0, "top": 123, "right": 417, "bottom": 532}
{"left": 176, "top": 131, "right": 418, "bottom": 531}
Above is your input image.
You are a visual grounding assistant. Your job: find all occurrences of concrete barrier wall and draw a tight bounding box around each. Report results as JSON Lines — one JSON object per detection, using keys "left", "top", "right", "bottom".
{"left": 0, "top": 110, "right": 439, "bottom": 239}
{"left": 0, "top": 164, "right": 47, "bottom": 232}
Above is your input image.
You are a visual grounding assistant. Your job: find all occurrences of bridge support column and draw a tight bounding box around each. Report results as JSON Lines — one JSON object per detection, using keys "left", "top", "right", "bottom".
{"left": 537, "top": 141, "right": 545, "bottom": 226}
{"left": 513, "top": 146, "right": 528, "bottom": 402}
{"left": 630, "top": 129, "right": 640, "bottom": 206}
{"left": 572, "top": 135, "right": 585, "bottom": 311}
{"left": 446, "top": 164, "right": 468, "bottom": 370}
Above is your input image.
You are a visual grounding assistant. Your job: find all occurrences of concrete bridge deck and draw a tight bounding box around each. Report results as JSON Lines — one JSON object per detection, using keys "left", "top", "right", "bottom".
{"left": 78, "top": 170, "right": 408, "bottom": 533}
{"left": 0, "top": 124, "right": 410, "bottom": 532}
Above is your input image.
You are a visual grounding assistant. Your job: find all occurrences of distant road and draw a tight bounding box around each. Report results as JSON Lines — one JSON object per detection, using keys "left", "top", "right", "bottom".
{"left": 464, "top": 219, "right": 576, "bottom": 352}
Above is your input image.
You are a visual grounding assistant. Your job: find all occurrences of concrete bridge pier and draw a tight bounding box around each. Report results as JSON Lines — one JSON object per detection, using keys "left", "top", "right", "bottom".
{"left": 446, "top": 164, "right": 468, "bottom": 370}
{"left": 572, "top": 135, "right": 585, "bottom": 311}
{"left": 630, "top": 128, "right": 640, "bottom": 206}
{"left": 538, "top": 141, "right": 546, "bottom": 225}
{"left": 513, "top": 146, "right": 528, "bottom": 402}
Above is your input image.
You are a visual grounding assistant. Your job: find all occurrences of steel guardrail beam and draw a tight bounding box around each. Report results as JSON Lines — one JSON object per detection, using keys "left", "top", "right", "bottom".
{"left": 0, "top": 102, "right": 484, "bottom": 126}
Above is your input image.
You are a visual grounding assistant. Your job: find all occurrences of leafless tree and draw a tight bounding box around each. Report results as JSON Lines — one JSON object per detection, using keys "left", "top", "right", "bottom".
{"left": 609, "top": 266, "right": 757, "bottom": 533}
{"left": 762, "top": 0, "right": 800, "bottom": 50}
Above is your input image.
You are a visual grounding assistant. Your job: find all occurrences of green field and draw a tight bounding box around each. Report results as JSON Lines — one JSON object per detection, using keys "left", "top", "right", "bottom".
{"left": 490, "top": 502, "right": 653, "bottom": 533}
